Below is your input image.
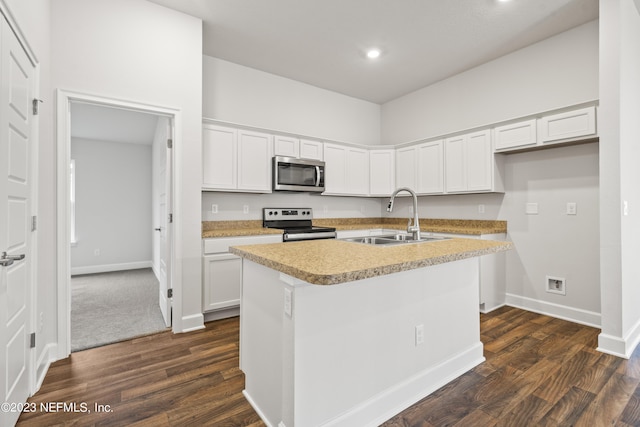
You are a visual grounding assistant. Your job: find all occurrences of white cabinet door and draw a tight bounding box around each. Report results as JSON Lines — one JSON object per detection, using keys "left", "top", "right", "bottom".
{"left": 444, "top": 135, "right": 466, "bottom": 193}
{"left": 416, "top": 140, "right": 443, "bottom": 194}
{"left": 323, "top": 143, "right": 347, "bottom": 194}
{"left": 203, "top": 253, "right": 242, "bottom": 312}
{"left": 237, "top": 130, "right": 273, "bottom": 192}
{"left": 369, "top": 149, "right": 395, "bottom": 196}
{"left": 300, "top": 139, "right": 323, "bottom": 160}
{"left": 494, "top": 119, "right": 537, "bottom": 151}
{"left": 445, "top": 130, "right": 494, "bottom": 193}
{"left": 274, "top": 135, "right": 300, "bottom": 158}
{"left": 347, "top": 147, "right": 369, "bottom": 195}
{"left": 323, "top": 144, "right": 369, "bottom": 195}
{"left": 203, "top": 125, "right": 237, "bottom": 189}
{"left": 540, "top": 106, "right": 596, "bottom": 144}
{"left": 395, "top": 146, "right": 417, "bottom": 190}
{"left": 466, "top": 130, "right": 492, "bottom": 192}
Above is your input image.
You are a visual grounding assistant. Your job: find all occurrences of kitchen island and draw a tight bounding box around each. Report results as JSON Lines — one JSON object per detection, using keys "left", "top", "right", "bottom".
{"left": 230, "top": 238, "right": 512, "bottom": 427}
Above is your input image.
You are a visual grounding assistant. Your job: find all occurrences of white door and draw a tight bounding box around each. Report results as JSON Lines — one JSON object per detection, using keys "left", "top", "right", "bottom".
{"left": 158, "top": 119, "right": 172, "bottom": 327}
{"left": 0, "top": 15, "right": 35, "bottom": 427}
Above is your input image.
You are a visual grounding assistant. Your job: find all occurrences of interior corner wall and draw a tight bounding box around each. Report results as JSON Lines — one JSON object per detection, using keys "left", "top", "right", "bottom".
{"left": 381, "top": 20, "right": 599, "bottom": 145}
{"left": 202, "top": 56, "right": 381, "bottom": 146}
{"left": 51, "top": 0, "right": 203, "bottom": 332}
{"left": 70, "top": 138, "right": 152, "bottom": 273}
{"left": 599, "top": 0, "right": 640, "bottom": 357}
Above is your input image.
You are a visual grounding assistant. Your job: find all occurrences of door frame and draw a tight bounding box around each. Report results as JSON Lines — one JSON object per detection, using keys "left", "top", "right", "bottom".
{"left": 55, "top": 90, "right": 182, "bottom": 359}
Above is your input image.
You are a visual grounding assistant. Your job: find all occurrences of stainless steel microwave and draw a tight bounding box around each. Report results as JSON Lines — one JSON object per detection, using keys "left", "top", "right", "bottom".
{"left": 272, "top": 156, "right": 325, "bottom": 192}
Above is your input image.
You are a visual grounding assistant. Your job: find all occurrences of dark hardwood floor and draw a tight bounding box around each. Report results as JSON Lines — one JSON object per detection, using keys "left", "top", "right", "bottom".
{"left": 17, "top": 307, "right": 640, "bottom": 427}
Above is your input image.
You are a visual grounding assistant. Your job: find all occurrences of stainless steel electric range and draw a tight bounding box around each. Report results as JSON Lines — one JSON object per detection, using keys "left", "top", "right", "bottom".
{"left": 262, "top": 208, "right": 336, "bottom": 242}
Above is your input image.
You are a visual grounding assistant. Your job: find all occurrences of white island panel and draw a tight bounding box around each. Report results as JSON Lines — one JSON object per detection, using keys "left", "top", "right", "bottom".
{"left": 240, "top": 257, "right": 483, "bottom": 427}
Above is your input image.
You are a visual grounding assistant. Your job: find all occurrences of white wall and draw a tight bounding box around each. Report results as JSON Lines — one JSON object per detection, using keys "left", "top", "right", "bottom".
{"left": 70, "top": 138, "right": 152, "bottom": 274}
{"left": 51, "top": 0, "right": 203, "bottom": 332}
{"left": 203, "top": 56, "right": 381, "bottom": 146}
{"left": 598, "top": 0, "right": 640, "bottom": 357}
{"left": 381, "top": 20, "right": 599, "bottom": 144}
{"left": 203, "top": 192, "right": 383, "bottom": 222}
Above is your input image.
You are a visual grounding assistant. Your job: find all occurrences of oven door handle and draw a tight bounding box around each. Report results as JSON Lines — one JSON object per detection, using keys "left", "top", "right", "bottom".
{"left": 283, "top": 231, "right": 336, "bottom": 242}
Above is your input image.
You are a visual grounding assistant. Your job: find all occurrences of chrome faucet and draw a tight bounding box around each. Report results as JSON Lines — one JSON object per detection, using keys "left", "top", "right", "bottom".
{"left": 387, "top": 187, "right": 421, "bottom": 240}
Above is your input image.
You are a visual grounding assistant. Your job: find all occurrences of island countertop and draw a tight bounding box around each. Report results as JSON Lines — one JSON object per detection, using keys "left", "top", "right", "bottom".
{"left": 229, "top": 237, "right": 512, "bottom": 285}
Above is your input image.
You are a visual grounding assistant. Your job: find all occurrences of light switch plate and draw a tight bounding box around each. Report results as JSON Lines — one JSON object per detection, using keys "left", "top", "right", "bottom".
{"left": 566, "top": 202, "right": 577, "bottom": 215}
{"left": 526, "top": 203, "right": 539, "bottom": 215}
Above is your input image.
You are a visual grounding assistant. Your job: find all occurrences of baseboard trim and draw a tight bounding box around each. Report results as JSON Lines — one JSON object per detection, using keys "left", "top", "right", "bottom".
{"left": 180, "top": 313, "right": 205, "bottom": 333}
{"left": 505, "top": 293, "right": 601, "bottom": 328}
{"left": 70, "top": 261, "right": 152, "bottom": 276}
{"left": 204, "top": 307, "right": 240, "bottom": 322}
{"left": 34, "top": 343, "right": 57, "bottom": 394}
{"left": 598, "top": 317, "right": 640, "bottom": 359}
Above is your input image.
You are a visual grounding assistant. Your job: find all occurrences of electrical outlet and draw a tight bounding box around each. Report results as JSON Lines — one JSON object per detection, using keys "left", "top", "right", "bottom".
{"left": 566, "top": 202, "right": 577, "bottom": 215}
{"left": 211, "top": 204, "right": 218, "bottom": 214}
{"left": 94, "top": 249, "right": 100, "bottom": 256}
{"left": 415, "top": 324, "right": 424, "bottom": 346}
{"left": 243, "top": 205, "right": 249, "bottom": 214}
{"left": 526, "top": 203, "right": 538, "bottom": 215}
{"left": 283, "top": 288, "right": 292, "bottom": 317}
{"left": 478, "top": 204, "right": 485, "bottom": 214}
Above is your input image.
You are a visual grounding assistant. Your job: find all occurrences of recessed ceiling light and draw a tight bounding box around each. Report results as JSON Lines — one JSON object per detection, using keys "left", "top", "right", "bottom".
{"left": 366, "top": 49, "right": 381, "bottom": 59}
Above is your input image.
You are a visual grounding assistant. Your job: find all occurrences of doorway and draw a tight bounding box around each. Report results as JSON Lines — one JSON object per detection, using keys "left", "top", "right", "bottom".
{"left": 56, "top": 91, "right": 178, "bottom": 357}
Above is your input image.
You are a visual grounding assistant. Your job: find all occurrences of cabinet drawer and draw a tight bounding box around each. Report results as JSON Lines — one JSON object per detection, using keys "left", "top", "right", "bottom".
{"left": 203, "top": 234, "right": 282, "bottom": 254}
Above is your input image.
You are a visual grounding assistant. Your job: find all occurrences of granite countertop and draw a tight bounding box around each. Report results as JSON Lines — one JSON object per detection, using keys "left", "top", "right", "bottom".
{"left": 202, "top": 218, "right": 507, "bottom": 239}
{"left": 229, "top": 238, "right": 513, "bottom": 285}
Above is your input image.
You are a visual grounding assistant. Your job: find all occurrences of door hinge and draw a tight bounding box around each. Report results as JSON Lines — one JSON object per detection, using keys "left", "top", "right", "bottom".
{"left": 32, "top": 98, "right": 43, "bottom": 115}
{"left": 167, "top": 288, "right": 173, "bottom": 298}
{"left": 168, "top": 213, "right": 173, "bottom": 223}
{"left": 30, "top": 332, "right": 36, "bottom": 348}
{"left": 31, "top": 215, "right": 37, "bottom": 231}
{"left": 167, "top": 139, "right": 173, "bottom": 149}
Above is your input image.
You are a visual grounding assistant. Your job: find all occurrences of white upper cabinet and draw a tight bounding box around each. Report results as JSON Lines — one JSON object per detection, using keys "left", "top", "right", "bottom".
{"left": 494, "top": 119, "right": 537, "bottom": 152}
{"left": 237, "top": 130, "right": 273, "bottom": 192}
{"left": 274, "top": 136, "right": 323, "bottom": 161}
{"left": 540, "top": 106, "right": 596, "bottom": 145}
{"left": 299, "top": 139, "right": 324, "bottom": 160}
{"left": 274, "top": 135, "right": 300, "bottom": 158}
{"left": 416, "top": 140, "right": 444, "bottom": 194}
{"left": 494, "top": 105, "right": 597, "bottom": 153}
{"left": 323, "top": 143, "right": 369, "bottom": 196}
{"left": 203, "top": 124, "right": 237, "bottom": 190}
{"left": 395, "top": 146, "right": 417, "bottom": 190}
{"left": 369, "top": 149, "right": 395, "bottom": 196}
{"left": 203, "top": 124, "right": 273, "bottom": 193}
{"left": 395, "top": 141, "right": 444, "bottom": 195}
{"left": 445, "top": 129, "right": 502, "bottom": 193}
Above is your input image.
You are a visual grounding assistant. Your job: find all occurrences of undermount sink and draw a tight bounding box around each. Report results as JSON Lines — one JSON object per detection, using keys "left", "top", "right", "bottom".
{"left": 340, "top": 234, "right": 450, "bottom": 246}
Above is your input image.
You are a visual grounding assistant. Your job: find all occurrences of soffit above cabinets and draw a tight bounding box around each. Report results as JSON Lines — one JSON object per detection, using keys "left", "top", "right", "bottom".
{"left": 146, "top": 0, "right": 598, "bottom": 104}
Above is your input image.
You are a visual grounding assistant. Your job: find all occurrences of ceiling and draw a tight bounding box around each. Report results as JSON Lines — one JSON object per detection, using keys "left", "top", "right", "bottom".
{"left": 146, "top": 0, "right": 598, "bottom": 104}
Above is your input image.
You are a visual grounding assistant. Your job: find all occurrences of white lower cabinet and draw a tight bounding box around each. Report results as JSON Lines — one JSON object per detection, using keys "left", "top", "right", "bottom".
{"left": 203, "top": 234, "right": 282, "bottom": 314}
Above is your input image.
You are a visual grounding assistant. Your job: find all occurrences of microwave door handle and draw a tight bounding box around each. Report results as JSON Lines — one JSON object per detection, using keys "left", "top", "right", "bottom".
{"left": 315, "top": 166, "right": 321, "bottom": 186}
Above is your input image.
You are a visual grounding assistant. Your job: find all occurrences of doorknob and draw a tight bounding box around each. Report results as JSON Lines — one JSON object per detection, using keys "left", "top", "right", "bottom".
{"left": 0, "top": 251, "right": 25, "bottom": 267}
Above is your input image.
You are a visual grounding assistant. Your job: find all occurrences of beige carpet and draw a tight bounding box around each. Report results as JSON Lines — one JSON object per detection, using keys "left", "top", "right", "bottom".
{"left": 71, "top": 268, "right": 169, "bottom": 352}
